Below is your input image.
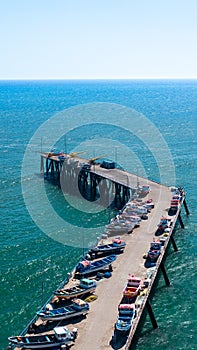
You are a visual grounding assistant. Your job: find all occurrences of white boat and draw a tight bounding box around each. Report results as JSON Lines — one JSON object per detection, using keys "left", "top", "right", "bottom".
{"left": 8, "top": 326, "right": 78, "bottom": 349}
{"left": 124, "top": 206, "right": 148, "bottom": 217}
{"left": 117, "top": 214, "right": 141, "bottom": 226}
{"left": 105, "top": 221, "right": 135, "bottom": 235}
{"left": 105, "top": 226, "right": 131, "bottom": 236}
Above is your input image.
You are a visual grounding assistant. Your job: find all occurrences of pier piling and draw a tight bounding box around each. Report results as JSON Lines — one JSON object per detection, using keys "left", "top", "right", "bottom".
{"left": 178, "top": 213, "right": 185, "bottom": 228}
{"left": 146, "top": 299, "right": 158, "bottom": 329}
{"left": 170, "top": 235, "right": 178, "bottom": 252}
{"left": 160, "top": 261, "right": 170, "bottom": 286}
{"left": 183, "top": 199, "right": 190, "bottom": 215}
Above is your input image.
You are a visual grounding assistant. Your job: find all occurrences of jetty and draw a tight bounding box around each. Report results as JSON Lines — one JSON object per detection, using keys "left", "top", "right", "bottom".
{"left": 40, "top": 152, "right": 152, "bottom": 208}
{"left": 8, "top": 152, "right": 189, "bottom": 350}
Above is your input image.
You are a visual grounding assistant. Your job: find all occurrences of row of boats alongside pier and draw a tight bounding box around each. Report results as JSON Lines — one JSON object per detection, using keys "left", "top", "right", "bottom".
{"left": 8, "top": 187, "right": 154, "bottom": 349}
{"left": 104, "top": 188, "right": 153, "bottom": 237}
{"left": 113, "top": 186, "right": 185, "bottom": 338}
{"left": 8, "top": 239, "right": 126, "bottom": 349}
{"left": 8, "top": 186, "right": 184, "bottom": 349}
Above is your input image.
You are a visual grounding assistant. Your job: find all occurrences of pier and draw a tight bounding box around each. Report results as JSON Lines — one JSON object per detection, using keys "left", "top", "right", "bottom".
{"left": 8, "top": 153, "right": 189, "bottom": 350}
{"left": 41, "top": 152, "right": 150, "bottom": 208}
{"left": 70, "top": 186, "right": 188, "bottom": 350}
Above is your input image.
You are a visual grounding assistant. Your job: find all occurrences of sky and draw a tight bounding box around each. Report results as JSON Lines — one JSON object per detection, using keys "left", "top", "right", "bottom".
{"left": 0, "top": 0, "right": 196, "bottom": 80}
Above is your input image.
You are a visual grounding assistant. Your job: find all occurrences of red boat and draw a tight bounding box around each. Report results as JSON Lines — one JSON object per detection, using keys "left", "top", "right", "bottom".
{"left": 123, "top": 275, "right": 142, "bottom": 298}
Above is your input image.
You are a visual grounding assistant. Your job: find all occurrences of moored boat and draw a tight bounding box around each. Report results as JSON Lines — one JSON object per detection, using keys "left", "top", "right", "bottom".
{"left": 54, "top": 278, "right": 97, "bottom": 299}
{"left": 88, "top": 238, "right": 126, "bottom": 257}
{"left": 123, "top": 274, "right": 142, "bottom": 298}
{"left": 8, "top": 326, "right": 78, "bottom": 349}
{"left": 127, "top": 274, "right": 142, "bottom": 287}
{"left": 75, "top": 254, "right": 117, "bottom": 276}
{"left": 157, "top": 216, "right": 169, "bottom": 230}
{"left": 115, "top": 303, "right": 136, "bottom": 332}
{"left": 123, "top": 286, "right": 140, "bottom": 298}
{"left": 37, "top": 298, "right": 89, "bottom": 321}
{"left": 116, "top": 213, "right": 141, "bottom": 227}
{"left": 148, "top": 241, "right": 162, "bottom": 261}
{"left": 124, "top": 205, "right": 148, "bottom": 217}
{"left": 170, "top": 198, "right": 180, "bottom": 211}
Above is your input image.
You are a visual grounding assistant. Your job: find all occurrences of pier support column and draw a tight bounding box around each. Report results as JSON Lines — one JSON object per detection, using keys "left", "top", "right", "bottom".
{"left": 46, "top": 158, "right": 49, "bottom": 176}
{"left": 160, "top": 261, "right": 170, "bottom": 286}
{"left": 178, "top": 213, "right": 184, "bottom": 228}
{"left": 40, "top": 156, "right": 44, "bottom": 173}
{"left": 146, "top": 299, "right": 158, "bottom": 329}
{"left": 170, "top": 235, "right": 178, "bottom": 252}
{"left": 183, "top": 199, "right": 190, "bottom": 215}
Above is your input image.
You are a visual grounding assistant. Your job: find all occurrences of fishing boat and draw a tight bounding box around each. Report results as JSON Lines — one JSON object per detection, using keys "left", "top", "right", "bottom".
{"left": 170, "top": 198, "right": 180, "bottom": 211}
{"left": 157, "top": 216, "right": 169, "bottom": 230}
{"left": 8, "top": 326, "right": 78, "bottom": 349}
{"left": 88, "top": 238, "right": 126, "bottom": 257}
{"left": 118, "top": 213, "right": 141, "bottom": 226}
{"left": 123, "top": 286, "right": 140, "bottom": 298}
{"left": 75, "top": 254, "right": 116, "bottom": 276}
{"left": 115, "top": 304, "right": 136, "bottom": 332}
{"left": 127, "top": 275, "right": 142, "bottom": 287}
{"left": 123, "top": 275, "right": 142, "bottom": 298}
{"left": 54, "top": 278, "right": 97, "bottom": 299}
{"left": 37, "top": 298, "right": 89, "bottom": 321}
{"left": 105, "top": 220, "right": 135, "bottom": 235}
{"left": 124, "top": 204, "right": 148, "bottom": 217}
{"left": 148, "top": 241, "right": 162, "bottom": 261}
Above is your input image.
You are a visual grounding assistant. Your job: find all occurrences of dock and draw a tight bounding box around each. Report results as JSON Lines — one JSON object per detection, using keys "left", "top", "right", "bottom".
{"left": 68, "top": 184, "right": 186, "bottom": 350}
{"left": 8, "top": 153, "right": 189, "bottom": 350}
{"left": 40, "top": 152, "right": 163, "bottom": 208}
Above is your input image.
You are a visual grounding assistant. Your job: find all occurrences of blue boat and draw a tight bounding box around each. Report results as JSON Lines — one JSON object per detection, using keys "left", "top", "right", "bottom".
{"left": 148, "top": 241, "right": 162, "bottom": 261}
{"left": 115, "top": 304, "right": 136, "bottom": 332}
{"left": 75, "top": 254, "right": 117, "bottom": 276}
{"left": 37, "top": 298, "right": 89, "bottom": 321}
{"left": 88, "top": 239, "right": 126, "bottom": 257}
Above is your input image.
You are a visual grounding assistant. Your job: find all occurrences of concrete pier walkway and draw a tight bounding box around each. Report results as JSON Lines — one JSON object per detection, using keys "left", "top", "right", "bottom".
{"left": 67, "top": 180, "right": 173, "bottom": 350}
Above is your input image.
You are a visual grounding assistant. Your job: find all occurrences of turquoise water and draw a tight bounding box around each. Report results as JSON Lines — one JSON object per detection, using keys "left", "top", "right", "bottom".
{"left": 0, "top": 80, "right": 196, "bottom": 349}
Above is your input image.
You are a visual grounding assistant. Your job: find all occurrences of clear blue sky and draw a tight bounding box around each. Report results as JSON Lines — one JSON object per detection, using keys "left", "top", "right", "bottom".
{"left": 0, "top": 0, "right": 196, "bottom": 79}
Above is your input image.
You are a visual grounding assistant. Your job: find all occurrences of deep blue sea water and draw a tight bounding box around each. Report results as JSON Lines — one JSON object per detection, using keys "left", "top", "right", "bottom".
{"left": 0, "top": 80, "right": 196, "bottom": 349}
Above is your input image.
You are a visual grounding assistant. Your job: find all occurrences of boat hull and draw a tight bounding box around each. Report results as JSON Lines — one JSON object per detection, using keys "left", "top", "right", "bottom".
{"left": 89, "top": 242, "right": 126, "bottom": 256}
{"left": 38, "top": 309, "right": 88, "bottom": 321}
{"left": 8, "top": 341, "right": 71, "bottom": 349}
{"left": 115, "top": 320, "right": 131, "bottom": 332}
{"left": 54, "top": 286, "right": 96, "bottom": 299}
{"left": 8, "top": 337, "right": 73, "bottom": 349}
{"left": 75, "top": 255, "right": 116, "bottom": 276}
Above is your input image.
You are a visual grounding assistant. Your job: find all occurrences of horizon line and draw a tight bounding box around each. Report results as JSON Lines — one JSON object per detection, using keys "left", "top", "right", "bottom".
{"left": 0, "top": 77, "right": 197, "bottom": 81}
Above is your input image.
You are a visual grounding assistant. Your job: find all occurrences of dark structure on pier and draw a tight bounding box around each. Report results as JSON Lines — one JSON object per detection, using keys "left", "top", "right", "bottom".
{"left": 40, "top": 153, "right": 132, "bottom": 209}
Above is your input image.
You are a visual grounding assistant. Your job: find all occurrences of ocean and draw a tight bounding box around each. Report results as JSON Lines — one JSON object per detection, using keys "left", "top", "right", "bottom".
{"left": 0, "top": 80, "right": 196, "bottom": 349}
